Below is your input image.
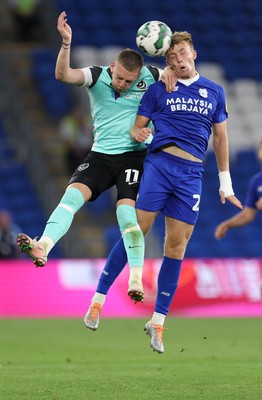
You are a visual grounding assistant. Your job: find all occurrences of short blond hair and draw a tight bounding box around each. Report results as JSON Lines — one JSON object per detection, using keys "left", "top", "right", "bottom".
{"left": 170, "top": 31, "right": 194, "bottom": 49}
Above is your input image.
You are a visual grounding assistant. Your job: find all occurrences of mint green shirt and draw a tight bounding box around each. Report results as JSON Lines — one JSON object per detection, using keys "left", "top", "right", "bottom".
{"left": 81, "top": 66, "right": 161, "bottom": 154}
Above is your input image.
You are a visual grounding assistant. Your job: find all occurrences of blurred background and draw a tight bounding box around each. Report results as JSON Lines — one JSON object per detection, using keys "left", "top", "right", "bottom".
{"left": 0, "top": 0, "right": 262, "bottom": 263}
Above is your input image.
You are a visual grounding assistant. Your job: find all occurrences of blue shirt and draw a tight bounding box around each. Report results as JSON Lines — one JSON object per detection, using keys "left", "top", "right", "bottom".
{"left": 245, "top": 172, "right": 262, "bottom": 209}
{"left": 137, "top": 75, "right": 228, "bottom": 160}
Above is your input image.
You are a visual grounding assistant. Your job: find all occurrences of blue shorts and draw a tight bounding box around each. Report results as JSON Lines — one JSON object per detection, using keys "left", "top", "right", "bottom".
{"left": 136, "top": 151, "right": 204, "bottom": 225}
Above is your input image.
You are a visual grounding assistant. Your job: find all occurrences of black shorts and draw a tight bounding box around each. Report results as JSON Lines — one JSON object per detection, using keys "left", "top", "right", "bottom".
{"left": 69, "top": 150, "right": 146, "bottom": 201}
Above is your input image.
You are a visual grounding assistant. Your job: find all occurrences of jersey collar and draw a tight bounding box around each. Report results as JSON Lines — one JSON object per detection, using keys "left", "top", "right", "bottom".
{"left": 177, "top": 72, "right": 199, "bottom": 86}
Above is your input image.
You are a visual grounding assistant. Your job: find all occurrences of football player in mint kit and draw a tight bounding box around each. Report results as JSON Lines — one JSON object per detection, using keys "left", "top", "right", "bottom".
{"left": 16, "top": 11, "right": 176, "bottom": 322}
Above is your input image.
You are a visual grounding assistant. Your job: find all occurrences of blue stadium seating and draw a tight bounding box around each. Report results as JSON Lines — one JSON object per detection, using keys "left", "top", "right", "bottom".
{"left": 0, "top": 119, "right": 63, "bottom": 258}
{"left": 53, "top": 0, "right": 262, "bottom": 82}
{"left": 30, "top": 49, "right": 73, "bottom": 118}
{"left": 32, "top": 1, "right": 262, "bottom": 119}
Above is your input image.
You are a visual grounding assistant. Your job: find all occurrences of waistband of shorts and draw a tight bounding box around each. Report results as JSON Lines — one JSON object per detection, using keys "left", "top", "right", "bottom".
{"left": 91, "top": 150, "right": 147, "bottom": 157}
{"left": 148, "top": 150, "right": 204, "bottom": 168}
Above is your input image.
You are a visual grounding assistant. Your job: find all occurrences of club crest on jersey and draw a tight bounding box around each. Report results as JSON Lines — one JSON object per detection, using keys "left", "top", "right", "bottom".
{"left": 199, "top": 88, "right": 208, "bottom": 98}
{"left": 136, "top": 80, "right": 147, "bottom": 90}
{"left": 78, "top": 163, "right": 89, "bottom": 171}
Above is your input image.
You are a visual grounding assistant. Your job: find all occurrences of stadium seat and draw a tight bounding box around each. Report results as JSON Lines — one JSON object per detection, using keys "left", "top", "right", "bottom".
{"left": 72, "top": 46, "right": 101, "bottom": 67}
{"left": 99, "top": 46, "right": 125, "bottom": 65}
{"left": 0, "top": 120, "right": 62, "bottom": 258}
{"left": 197, "top": 62, "right": 225, "bottom": 84}
{"left": 31, "top": 49, "right": 73, "bottom": 118}
{"left": 85, "top": 188, "right": 115, "bottom": 216}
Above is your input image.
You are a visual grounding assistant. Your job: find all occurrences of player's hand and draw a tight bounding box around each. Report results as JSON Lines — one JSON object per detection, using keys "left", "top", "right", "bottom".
{"left": 133, "top": 127, "right": 152, "bottom": 142}
{"left": 219, "top": 192, "right": 243, "bottom": 209}
{"left": 57, "top": 11, "right": 72, "bottom": 43}
{"left": 161, "top": 66, "right": 177, "bottom": 93}
{"left": 255, "top": 198, "right": 262, "bottom": 210}
{"left": 214, "top": 223, "right": 228, "bottom": 239}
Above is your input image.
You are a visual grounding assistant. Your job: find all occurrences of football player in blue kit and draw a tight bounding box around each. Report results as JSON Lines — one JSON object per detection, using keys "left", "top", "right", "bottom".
{"left": 130, "top": 30, "right": 243, "bottom": 353}
{"left": 215, "top": 139, "right": 262, "bottom": 240}
{"left": 215, "top": 139, "right": 262, "bottom": 297}
{"left": 86, "top": 30, "right": 243, "bottom": 353}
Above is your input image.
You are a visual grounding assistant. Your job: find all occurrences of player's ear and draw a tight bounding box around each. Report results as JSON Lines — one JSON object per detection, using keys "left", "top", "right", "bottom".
{"left": 193, "top": 49, "right": 197, "bottom": 60}
{"left": 110, "top": 61, "right": 115, "bottom": 73}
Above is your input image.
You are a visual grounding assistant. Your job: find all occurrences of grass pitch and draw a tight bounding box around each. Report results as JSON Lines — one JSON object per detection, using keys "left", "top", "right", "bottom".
{"left": 0, "top": 318, "right": 261, "bottom": 400}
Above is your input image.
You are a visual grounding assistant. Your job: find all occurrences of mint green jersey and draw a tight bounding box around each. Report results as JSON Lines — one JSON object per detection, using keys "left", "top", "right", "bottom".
{"left": 81, "top": 66, "right": 161, "bottom": 154}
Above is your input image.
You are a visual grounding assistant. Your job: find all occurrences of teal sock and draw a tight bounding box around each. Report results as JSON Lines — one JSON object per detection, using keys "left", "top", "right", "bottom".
{"left": 42, "top": 187, "right": 85, "bottom": 244}
{"left": 116, "top": 204, "right": 144, "bottom": 267}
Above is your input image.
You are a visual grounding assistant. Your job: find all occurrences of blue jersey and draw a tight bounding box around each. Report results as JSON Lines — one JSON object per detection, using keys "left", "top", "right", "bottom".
{"left": 245, "top": 172, "right": 262, "bottom": 209}
{"left": 137, "top": 75, "right": 228, "bottom": 160}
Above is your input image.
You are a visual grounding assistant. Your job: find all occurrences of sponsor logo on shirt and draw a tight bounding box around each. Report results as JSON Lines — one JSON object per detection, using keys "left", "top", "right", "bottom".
{"left": 78, "top": 163, "right": 89, "bottom": 171}
{"left": 166, "top": 97, "right": 213, "bottom": 114}
{"left": 136, "top": 80, "right": 147, "bottom": 90}
{"left": 199, "top": 88, "right": 208, "bottom": 98}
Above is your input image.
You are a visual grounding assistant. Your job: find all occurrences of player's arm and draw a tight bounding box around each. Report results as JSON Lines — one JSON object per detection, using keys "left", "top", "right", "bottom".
{"left": 212, "top": 121, "right": 243, "bottom": 209}
{"left": 147, "top": 65, "right": 177, "bottom": 93}
{"left": 130, "top": 115, "right": 151, "bottom": 143}
{"left": 55, "top": 11, "right": 85, "bottom": 86}
{"left": 161, "top": 66, "right": 177, "bottom": 93}
{"left": 215, "top": 207, "right": 256, "bottom": 239}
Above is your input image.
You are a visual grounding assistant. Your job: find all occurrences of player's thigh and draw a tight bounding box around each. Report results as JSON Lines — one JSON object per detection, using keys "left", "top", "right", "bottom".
{"left": 136, "top": 157, "right": 169, "bottom": 212}
{"left": 116, "top": 151, "right": 146, "bottom": 201}
{"left": 163, "top": 169, "right": 203, "bottom": 225}
{"left": 69, "top": 152, "right": 114, "bottom": 200}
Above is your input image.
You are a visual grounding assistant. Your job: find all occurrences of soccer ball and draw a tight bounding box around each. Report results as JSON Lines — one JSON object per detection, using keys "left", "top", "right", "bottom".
{"left": 136, "top": 21, "right": 172, "bottom": 57}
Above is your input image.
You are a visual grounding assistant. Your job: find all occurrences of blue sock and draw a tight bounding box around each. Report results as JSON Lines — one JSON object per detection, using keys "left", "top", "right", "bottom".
{"left": 155, "top": 257, "right": 182, "bottom": 315}
{"left": 97, "top": 237, "right": 127, "bottom": 294}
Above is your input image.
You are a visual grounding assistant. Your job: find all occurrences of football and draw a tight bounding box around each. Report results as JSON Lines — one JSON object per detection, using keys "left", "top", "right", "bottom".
{"left": 136, "top": 21, "right": 172, "bottom": 57}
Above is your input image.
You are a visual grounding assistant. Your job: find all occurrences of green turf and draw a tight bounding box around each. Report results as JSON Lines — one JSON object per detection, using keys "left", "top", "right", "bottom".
{"left": 0, "top": 318, "right": 261, "bottom": 400}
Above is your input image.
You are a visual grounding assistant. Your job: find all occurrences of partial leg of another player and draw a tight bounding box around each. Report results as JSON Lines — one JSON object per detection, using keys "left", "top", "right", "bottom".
{"left": 84, "top": 237, "right": 128, "bottom": 330}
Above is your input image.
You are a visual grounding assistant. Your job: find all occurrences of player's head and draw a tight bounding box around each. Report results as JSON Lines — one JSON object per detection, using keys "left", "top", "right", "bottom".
{"left": 110, "top": 49, "right": 143, "bottom": 93}
{"left": 165, "top": 31, "right": 197, "bottom": 79}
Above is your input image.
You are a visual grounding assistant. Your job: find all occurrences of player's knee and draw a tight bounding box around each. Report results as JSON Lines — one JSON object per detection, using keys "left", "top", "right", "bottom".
{"left": 116, "top": 204, "right": 140, "bottom": 234}
{"left": 164, "top": 237, "right": 188, "bottom": 260}
{"left": 60, "top": 187, "right": 85, "bottom": 213}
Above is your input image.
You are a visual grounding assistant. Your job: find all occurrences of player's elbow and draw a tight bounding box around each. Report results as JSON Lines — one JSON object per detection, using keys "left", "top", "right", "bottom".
{"left": 55, "top": 69, "right": 67, "bottom": 82}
